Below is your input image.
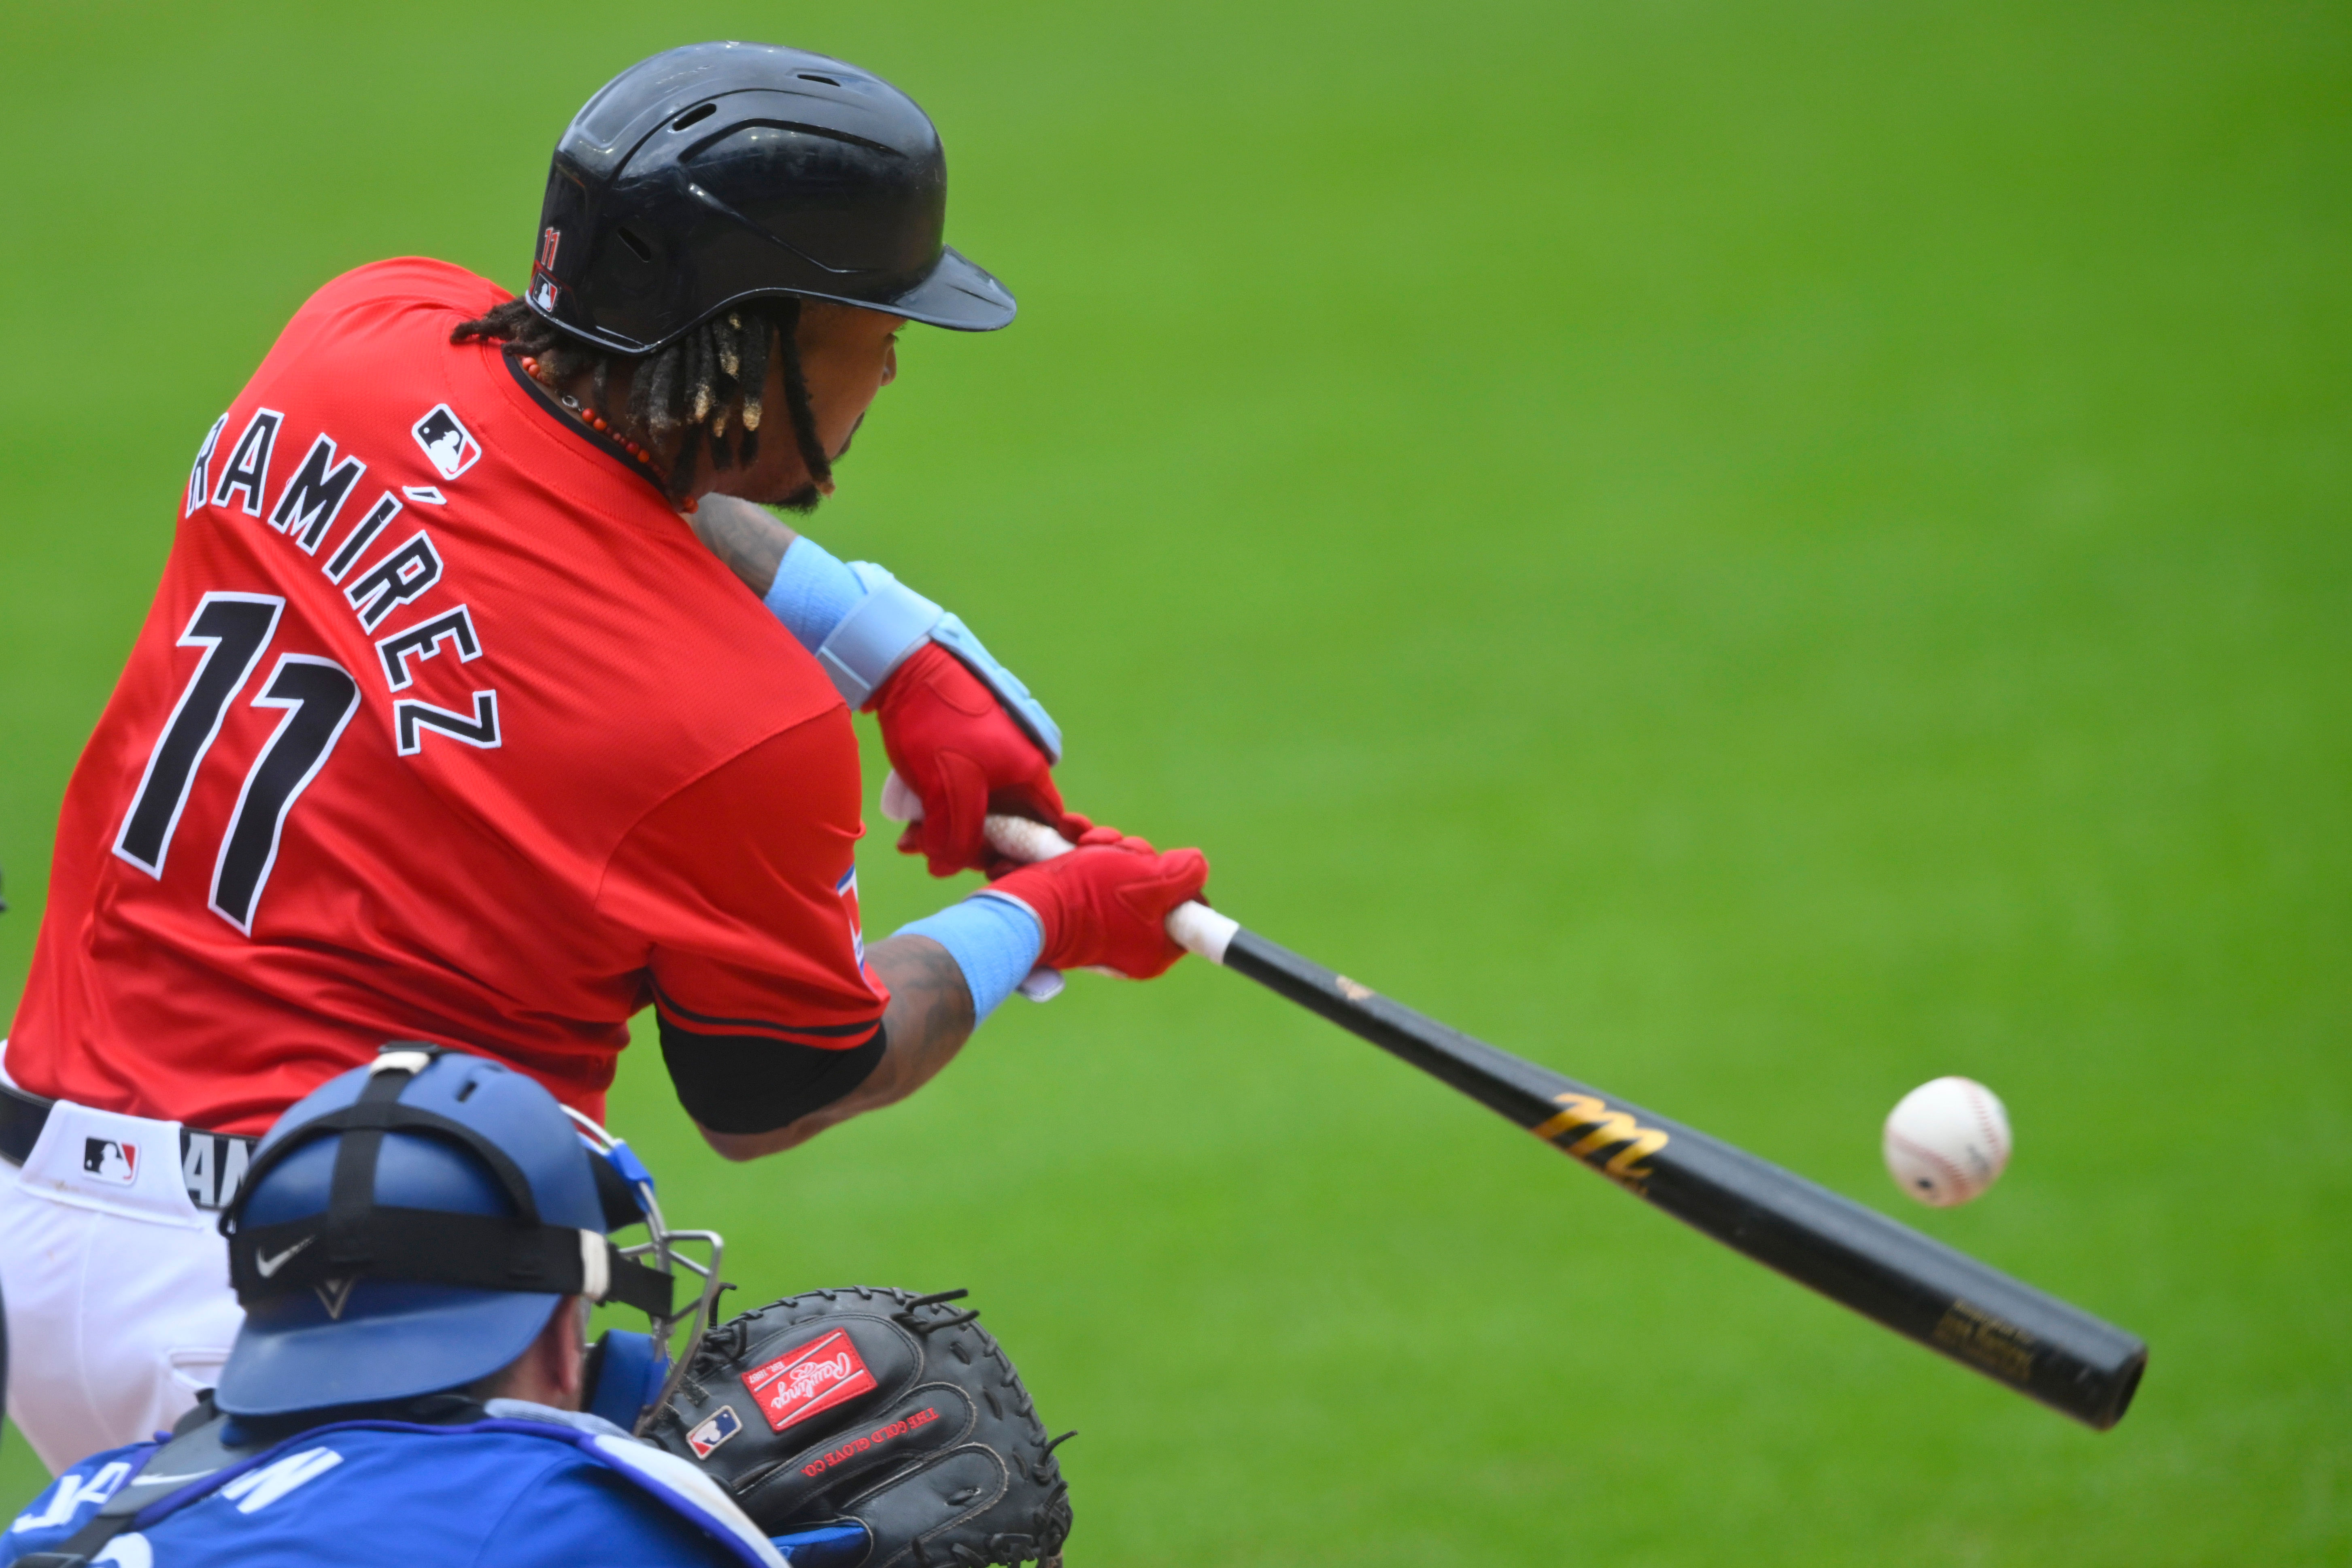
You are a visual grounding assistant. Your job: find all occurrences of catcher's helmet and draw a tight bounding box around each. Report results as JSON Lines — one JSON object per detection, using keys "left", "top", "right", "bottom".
{"left": 525, "top": 40, "right": 1016, "bottom": 354}
{"left": 215, "top": 1045, "right": 718, "bottom": 1422}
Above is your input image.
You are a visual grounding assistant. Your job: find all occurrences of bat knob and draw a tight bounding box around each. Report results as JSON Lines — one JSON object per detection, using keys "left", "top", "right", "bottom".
{"left": 880, "top": 770, "right": 924, "bottom": 824}
{"left": 1015, "top": 967, "right": 1066, "bottom": 1003}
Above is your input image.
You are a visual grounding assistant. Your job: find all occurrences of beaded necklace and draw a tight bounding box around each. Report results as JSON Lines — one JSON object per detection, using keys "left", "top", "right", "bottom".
{"left": 519, "top": 355, "right": 697, "bottom": 514}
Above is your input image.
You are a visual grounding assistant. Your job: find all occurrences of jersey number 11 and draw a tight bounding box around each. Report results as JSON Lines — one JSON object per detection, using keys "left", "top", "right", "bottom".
{"left": 113, "top": 591, "right": 361, "bottom": 934}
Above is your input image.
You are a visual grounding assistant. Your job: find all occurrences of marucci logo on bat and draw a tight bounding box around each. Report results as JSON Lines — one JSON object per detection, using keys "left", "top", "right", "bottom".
{"left": 1531, "top": 1092, "right": 1669, "bottom": 1186}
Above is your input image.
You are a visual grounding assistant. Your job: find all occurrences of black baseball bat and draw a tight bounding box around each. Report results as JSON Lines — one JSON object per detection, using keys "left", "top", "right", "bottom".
{"left": 961, "top": 806, "right": 2150, "bottom": 1430}
{"left": 1217, "top": 926, "right": 2146, "bottom": 1430}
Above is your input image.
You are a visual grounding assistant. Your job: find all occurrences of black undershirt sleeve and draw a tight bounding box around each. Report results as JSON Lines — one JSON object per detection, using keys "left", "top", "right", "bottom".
{"left": 656, "top": 1019, "right": 888, "bottom": 1135}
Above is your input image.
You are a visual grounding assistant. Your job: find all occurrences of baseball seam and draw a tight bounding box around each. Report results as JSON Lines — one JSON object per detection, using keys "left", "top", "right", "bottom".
{"left": 1956, "top": 1081, "right": 2010, "bottom": 1173}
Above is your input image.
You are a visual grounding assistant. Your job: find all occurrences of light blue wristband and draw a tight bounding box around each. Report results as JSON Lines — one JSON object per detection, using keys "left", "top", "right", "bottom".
{"left": 892, "top": 892, "right": 1045, "bottom": 1023}
{"left": 757, "top": 538, "right": 1065, "bottom": 762}
{"left": 761, "top": 536, "right": 865, "bottom": 654}
{"left": 817, "top": 561, "right": 946, "bottom": 710}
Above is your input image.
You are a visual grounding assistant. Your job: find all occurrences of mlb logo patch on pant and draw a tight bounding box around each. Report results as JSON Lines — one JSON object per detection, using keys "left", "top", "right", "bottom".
{"left": 83, "top": 1137, "right": 138, "bottom": 1183}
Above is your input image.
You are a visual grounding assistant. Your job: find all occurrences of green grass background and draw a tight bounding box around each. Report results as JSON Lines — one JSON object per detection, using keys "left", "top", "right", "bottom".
{"left": 3, "top": 0, "right": 2346, "bottom": 1560}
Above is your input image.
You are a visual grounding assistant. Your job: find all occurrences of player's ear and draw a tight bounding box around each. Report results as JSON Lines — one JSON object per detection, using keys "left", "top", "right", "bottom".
{"left": 550, "top": 1294, "right": 589, "bottom": 1404}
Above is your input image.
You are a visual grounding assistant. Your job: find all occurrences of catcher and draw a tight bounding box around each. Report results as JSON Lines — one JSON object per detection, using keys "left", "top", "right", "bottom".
{"left": 0, "top": 36, "right": 1206, "bottom": 1472}
{"left": 4, "top": 1044, "right": 1071, "bottom": 1568}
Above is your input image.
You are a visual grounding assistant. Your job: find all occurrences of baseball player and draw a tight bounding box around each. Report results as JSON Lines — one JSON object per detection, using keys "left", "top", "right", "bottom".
{"left": 0, "top": 40, "right": 1209, "bottom": 1474}
{"left": 8, "top": 1045, "right": 1074, "bottom": 1568}
{"left": 6, "top": 1046, "right": 796, "bottom": 1566}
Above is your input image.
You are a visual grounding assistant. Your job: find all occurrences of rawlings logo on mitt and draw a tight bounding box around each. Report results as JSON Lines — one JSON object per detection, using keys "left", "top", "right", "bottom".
{"left": 647, "top": 1288, "right": 1072, "bottom": 1568}
{"left": 743, "top": 1329, "right": 880, "bottom": 1432}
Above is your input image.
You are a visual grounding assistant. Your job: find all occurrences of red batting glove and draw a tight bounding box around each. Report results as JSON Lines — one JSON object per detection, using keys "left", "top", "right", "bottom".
{"left": 871, "top": 643, "right": 1081, "bottom": 877}
{"left": 986, "top": 825, "right": 1210, "bottom": 979}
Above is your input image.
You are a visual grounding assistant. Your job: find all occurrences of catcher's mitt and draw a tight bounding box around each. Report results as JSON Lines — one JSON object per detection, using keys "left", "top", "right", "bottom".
{"left": 646, "top": 1288, "right": 1072, "bottom": 1568}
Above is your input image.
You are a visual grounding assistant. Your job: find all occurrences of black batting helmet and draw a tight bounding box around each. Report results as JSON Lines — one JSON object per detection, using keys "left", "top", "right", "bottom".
{"left": 525, "top": 41, "right": 1016, "bottom": 354}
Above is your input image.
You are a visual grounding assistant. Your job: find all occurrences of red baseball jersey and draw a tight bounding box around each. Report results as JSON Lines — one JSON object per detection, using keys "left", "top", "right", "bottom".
{"left": 7, "top": 259, "right": 886, "bottom": 1135}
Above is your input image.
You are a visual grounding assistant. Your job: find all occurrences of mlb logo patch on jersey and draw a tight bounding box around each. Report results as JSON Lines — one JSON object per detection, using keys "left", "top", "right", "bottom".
{"left": 411, "top": 405, "right": 481, "bottom": 481}
{"left": 686, "top": 1404, "right": 744, "bottom": 1458}
{"left": 742, "top": 1329, "right": 878, "bottom": 1434}
{"left": 83, "top": 1137, "right": 138, "bottom": 1184}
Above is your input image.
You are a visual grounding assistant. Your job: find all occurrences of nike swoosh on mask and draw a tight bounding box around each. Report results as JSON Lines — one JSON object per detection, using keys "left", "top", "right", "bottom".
{"left": 256, "top": 1235, "right": 316, "bottom": 1277}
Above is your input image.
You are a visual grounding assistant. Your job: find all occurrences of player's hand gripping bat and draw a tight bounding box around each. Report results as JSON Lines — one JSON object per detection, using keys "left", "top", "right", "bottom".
{"left": 888, "top": 779, "right": 2147, "bottom": 1430}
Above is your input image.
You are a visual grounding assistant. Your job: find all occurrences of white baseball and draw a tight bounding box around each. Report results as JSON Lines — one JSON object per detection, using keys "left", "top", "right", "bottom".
{"left": 1882, "top": 1077, "right": 2012, "bottom": 1207}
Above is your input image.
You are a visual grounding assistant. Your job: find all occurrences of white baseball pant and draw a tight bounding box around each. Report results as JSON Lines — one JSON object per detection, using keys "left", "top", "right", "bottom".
{"left": 1, "top": 1047, "right": 245, "bottom": 1476}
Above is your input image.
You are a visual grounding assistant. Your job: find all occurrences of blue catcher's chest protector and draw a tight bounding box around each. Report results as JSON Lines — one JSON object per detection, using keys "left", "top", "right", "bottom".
{"left": 4, "top": 1412, "right": 784, "bottom": 1568}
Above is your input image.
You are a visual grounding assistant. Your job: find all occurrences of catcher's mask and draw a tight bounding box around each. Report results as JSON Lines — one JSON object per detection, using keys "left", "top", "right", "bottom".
{"left": 527, "top": 39, "right": 1017, "bottom": 354}
{"left": 216, "top": 1044, "right": 724, "bottom": 1432}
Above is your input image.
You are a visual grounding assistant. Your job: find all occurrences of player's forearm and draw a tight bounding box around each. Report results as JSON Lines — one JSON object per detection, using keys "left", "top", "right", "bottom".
{"left": 688, "top": 498, "right": 1063, "bottom": 792}
{"left": 696, "top": 934, "right": 975, "bottom": 1160}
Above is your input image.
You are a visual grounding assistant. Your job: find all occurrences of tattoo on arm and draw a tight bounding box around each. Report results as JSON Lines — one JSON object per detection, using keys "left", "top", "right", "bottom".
{"left": 686, "top": 493, "right": 798, "bottom": 598}
{"left": 695, "top": 934, "right": 975, "bottom": 1160}
{"left": 867, "top": 933, "right": 978, "bottom": 1065}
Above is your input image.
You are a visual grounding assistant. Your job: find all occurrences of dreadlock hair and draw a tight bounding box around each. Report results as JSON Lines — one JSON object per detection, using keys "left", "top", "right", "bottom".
{"left": 450, "top": 297, "right": 834, "bottom": 504}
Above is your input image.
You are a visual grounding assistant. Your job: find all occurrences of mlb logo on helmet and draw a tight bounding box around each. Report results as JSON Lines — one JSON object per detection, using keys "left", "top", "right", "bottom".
{"left": 83, "top": 1137, "right": 138, "bottom": 1184}
{"left": 411, "top": 404, "right": 482, "bottom": 482}
{"left": 529, "top": 226, "right": 564, "bottom": 312}
{"left": 741, "top": 1329, "right": 878, "bottom": 1434}
{"left": 686, "top": 1404, "right": 744, "bottom": 1458}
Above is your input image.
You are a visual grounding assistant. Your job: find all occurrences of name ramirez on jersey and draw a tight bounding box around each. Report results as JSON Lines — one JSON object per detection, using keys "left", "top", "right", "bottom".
{"left": 11, "top": 259, "right": 886, "bottom": 1136}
